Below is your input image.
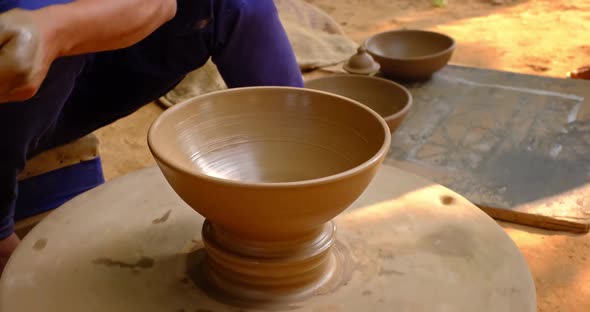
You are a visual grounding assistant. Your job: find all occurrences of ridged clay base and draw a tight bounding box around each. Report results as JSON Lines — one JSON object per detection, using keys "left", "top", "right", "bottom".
{"left": 199, "top": 220, "right": 345, "bottom": 306}
{"left": 0, "top": 166, "right": 536, "bottom": 311}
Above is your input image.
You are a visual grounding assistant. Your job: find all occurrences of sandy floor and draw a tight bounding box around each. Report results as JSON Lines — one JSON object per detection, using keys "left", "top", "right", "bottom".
{"left": 309, "top": 0, "right": 590, "bottom": 78}
{"left": 93, "top": 1, "right": 590, "bottom": 311}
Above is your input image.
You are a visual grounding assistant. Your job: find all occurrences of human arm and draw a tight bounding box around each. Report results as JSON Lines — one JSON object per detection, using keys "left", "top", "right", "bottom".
{"left": 36, "top": 0, "right": 177, "bottom": 57}
{"left": 0, "top": 0, "right": 177, "bottom": 103}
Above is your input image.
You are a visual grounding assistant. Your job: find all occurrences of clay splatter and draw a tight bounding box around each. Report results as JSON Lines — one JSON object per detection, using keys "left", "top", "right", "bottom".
{"left": 153, "top": 210, "right": 172, "bottom": 224}
{"left": 377, "top": 248, "right": 395, "bottom": 260}
{"left": 92, "top": 256, "right": 155, "bottom": 269}
{"left": 378, "top": 268, "right": 404, "bottom": 276}
{"left": 33, "top": 238, "right": 47, "bottom": 251}
{"left": 440, "top": 195, "right": 455, "bottom": 205}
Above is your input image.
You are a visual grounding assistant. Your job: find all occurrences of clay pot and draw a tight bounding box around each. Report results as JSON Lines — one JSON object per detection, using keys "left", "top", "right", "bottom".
{"left": 148, "top": 87, "right": 390, "bottom": 302}
{"left": 305, "top": 74, "right": 412, "bottom": 134}
{"left": 365, "top": 29, "right": 455, "bottom": 81}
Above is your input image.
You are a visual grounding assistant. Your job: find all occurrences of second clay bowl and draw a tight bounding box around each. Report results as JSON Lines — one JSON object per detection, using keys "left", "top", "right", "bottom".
{"left": 365, "top": 29, "right": 455, "bottom": 81}
{"left": 305, "top": 74, "right": 412, "bottom": 134}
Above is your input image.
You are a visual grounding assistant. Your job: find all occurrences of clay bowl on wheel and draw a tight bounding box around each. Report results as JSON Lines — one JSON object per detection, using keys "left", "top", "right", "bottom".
{"left": 147, "top": 87, "right": 391, "bottom": 241}
{"left": 305, "top": 74, "right": 412, "bottom": 134}
{"left": 365, "top": 29, "right": 455, "bottom": 81}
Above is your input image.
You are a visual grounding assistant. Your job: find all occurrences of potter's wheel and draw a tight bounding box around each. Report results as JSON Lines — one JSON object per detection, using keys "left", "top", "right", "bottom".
{"left": 0, "top": 165, "right": 536, "bottom": 311}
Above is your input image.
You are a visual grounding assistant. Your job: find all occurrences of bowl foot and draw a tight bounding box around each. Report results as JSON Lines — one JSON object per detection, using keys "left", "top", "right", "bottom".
{"left": 198, "top": 220, "right": 347, "bottom": 306}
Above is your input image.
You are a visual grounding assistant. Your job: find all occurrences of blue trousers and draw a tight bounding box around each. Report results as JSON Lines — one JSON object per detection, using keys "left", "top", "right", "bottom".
{"left": 0, "top": 0, "right": 303, "bottom": 238}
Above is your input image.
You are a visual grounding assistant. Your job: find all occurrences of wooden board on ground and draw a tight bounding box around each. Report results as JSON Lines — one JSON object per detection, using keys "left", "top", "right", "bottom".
{"left": 385, "top": 64, "right": 590, "bottom": 233}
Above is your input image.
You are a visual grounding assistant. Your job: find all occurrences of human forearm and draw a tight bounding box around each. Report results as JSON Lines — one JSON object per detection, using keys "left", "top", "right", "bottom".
{"left": 32, "top": 0, "right": 177, "bottom": 59}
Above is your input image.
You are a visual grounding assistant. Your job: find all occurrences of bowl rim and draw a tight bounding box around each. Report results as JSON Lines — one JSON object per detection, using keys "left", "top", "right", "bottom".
{"left": 304, "top": 74, "right": 413, "bottom": 124}
{"left": 147, "top": 86, "right": 392, "bottom": 189}
{"left": 364, "top": 29, "right": 456, "bottom": 61}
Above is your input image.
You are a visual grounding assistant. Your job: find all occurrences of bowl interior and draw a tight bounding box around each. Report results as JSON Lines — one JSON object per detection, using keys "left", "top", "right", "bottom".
{"left": 305, "top": 75, "right": 410, "bottom": 119}
{"left": 366, "top": 30, "right": 454, "bottom": 59}
{"left": 149, "top": 88, "right": 388, "bottom": 184}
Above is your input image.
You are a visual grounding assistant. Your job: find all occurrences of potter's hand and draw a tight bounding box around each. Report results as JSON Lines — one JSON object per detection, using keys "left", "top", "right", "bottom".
{"left": 0, "top": 9, "right": 54, "bottom": 103}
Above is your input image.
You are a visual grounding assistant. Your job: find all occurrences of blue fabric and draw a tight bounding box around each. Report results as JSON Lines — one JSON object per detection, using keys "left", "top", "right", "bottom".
{"left": 0, "top": 0, "right": 73, "bottom": 11}
{"left": 14, "top": 158, "right": 105, "bottom": 221}
{"left": 0, "top": 0, "right": 303, "bottom": 238}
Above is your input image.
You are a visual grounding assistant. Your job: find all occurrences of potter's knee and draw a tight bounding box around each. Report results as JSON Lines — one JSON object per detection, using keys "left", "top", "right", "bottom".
{"left": 0, "top": 55, "right": 85, "bottom": 108}
{"left": 215, "top": 0, "right": 278, "bottom": 23}
{"left": 0, "top": 55, "right": 87, "bottom": 155}
{"left": 211, "top": 0, "right": 279, "bottom": 49}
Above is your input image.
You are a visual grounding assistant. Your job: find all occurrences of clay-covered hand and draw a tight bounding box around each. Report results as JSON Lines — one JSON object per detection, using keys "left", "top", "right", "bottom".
{"left": 0, "top": 9, "right": 55, "bottom": 103}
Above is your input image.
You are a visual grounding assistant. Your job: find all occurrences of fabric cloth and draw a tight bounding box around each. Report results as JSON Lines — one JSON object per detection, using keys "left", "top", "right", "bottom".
{"left": 274, "top": 0, "right": 358, "bottom": 70}
{"left": 0, "top": 0, "right": 303, "bottom": 239}
{"left": 15, "top": 133, "right": 102, "bottom": 223}
{"left": 159, "top": 0, "right": 358, "bottom": 107}
{"left": 15, "top": 157, "right": 105, "bottom": 221}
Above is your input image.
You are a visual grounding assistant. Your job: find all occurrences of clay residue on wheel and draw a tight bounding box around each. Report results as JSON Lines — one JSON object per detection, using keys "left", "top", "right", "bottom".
{"left": 152, "top": 210, "right": 172, "bottom": 224}
{"left": 92, "top": 256, "right": 155, "bottom": 269}
{"left": 312, "top": 240, "right": 356, "bottom": 297}
{"left": 33, "top": 238, "right": 48, "bottom": 251}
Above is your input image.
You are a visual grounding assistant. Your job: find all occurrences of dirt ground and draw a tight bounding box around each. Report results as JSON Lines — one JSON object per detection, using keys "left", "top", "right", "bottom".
{"left": 93, "top": 0, "right": 590, "bottom": 311}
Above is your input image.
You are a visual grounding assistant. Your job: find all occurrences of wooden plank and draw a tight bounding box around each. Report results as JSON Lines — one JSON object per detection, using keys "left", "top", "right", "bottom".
{"left": 383, "top": 64, "right": 590, "bottom": 233}
{"left": 478, "top": 205, "right": 589, "bottom": 234}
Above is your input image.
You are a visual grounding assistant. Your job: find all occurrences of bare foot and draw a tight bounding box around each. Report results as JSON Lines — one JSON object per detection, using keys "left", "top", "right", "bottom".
{"left": 0, "top": 233, "right": 20, "bottom": 276}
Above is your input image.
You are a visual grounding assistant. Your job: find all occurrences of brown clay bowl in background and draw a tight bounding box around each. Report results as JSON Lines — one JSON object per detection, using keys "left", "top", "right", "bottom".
{"left": 365, "top": 29, "right": 455, "bottom": 81}
{"left": 148, "top": 87, "right": 391, "bottom": 241}
{"left": 305, "top": 74, "right": 412, "bottom": 134}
